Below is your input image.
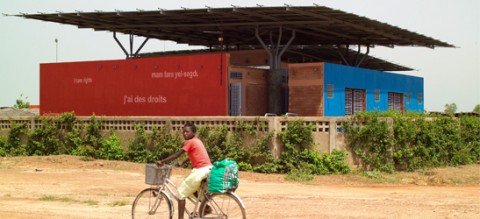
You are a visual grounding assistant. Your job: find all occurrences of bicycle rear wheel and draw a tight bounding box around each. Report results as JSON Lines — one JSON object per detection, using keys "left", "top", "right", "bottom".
{"left": 199, "top": 192, "right": 246, "bottom": 219}
{"left": 132, "top": 188, "right": 173, "bottom": 219}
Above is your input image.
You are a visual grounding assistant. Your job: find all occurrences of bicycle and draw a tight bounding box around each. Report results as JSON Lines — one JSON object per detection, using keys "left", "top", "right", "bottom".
{"left": 132, "top": 163, "right": 246, "bottom": 219}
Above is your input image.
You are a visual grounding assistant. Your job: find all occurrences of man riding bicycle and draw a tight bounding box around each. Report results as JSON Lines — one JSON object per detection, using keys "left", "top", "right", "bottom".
{"left": 156, "top": 122, "right": 212, "bottom": 219}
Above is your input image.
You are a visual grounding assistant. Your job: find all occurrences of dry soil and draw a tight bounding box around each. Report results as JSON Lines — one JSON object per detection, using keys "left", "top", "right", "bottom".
{"left": 0, "top": 155, "right": 479, "bottom": 219}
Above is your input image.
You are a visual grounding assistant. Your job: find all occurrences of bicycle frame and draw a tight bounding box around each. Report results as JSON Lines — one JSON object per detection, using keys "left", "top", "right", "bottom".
{"left": 156, "top": 177, "right": 207, "bottom": 217}
{"left": 135, "top": 164, "right": 246, "bottom": 219}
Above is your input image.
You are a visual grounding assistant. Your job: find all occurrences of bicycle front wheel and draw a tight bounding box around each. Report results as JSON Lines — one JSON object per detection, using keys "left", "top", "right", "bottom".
{"left": 132, "top": 188, "right": 173, "bottom": 219}
{"left": 199, "top": 192, "right": 246, "bottom": 219}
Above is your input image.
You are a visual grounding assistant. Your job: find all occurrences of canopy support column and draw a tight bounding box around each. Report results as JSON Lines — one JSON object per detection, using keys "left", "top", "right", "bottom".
{"left": 113, "top": 32, "right": 150, "bottom": 59}
{"left": 355, "top": 45, "right": 370, "bottom": 67}
{"left": 114, "top": 32, "right": 129, "bottom": 59}
{"left": 337, "top": 44, "right": 371, "bottom": 67}
{"left": 255, "top": 26, "right": 295, "bottom": 115}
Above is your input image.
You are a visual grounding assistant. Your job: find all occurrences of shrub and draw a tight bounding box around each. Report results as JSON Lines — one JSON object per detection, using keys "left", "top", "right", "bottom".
{"left": 0, "top": 136, "right": 6, "bottom": 156}
{"left": 27, "top": 117, "right": 61, "bottom": 155}
{"left": 57, "top": 112, "right": 82, "bottom": 154}
{"left": 198, "top": 125, "right": 229, "bottom": 162}
{"left": 197, "top": 121, "right": 279, "bottom": 173}
{"left": 278, "top": 119, "right": 350, "bottom": 175}
{"left": 277, "top": 119, "right": 315, "bottom": 173}
{"left": 4, "top": 121, "right": 29, "bottom": 156}
{"left": 346, "top": 111, "right": 480, "bottom": 172}
{"left": 99, "top": 131, "right": 124, "bottom": 160}
{"left": 285, "top": 165, "right": 314, "bottom": 181}
{"left": 71, "top": 145, "right": 96, "bottom": 158}
{"left": 125, "top": 124, "right": 150, "bottom": 162}
{"left": 345, "top": 114, "right": 394, "bottom": 173}
{"left": 320, "top": 149, "right": 350, "bottom": 174}
{"left": 459, "top": 115, "right": 480, "bottom": 163}
{"left": 83, "top": 115, "right": 104, "bottom": 152}
{"left": 149, "top": 126, "right": 183, "bottom": 163}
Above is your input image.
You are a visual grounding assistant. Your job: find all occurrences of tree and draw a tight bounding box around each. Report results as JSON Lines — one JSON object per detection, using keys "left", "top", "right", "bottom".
{"left": 474, "top": 104, "right": 480, "bottom": 113}
{"left": 13, "top": 94, "right": 30, "bottom": 109}
{"left": 444, "top": 103, "right": 457, "bottom": 115}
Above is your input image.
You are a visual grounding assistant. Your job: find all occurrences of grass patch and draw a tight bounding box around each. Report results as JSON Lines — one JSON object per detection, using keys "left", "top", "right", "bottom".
{"left": 84, "top": 199, "right": 99, "bottom": 206}
{"left": 39, "top": 194, "right": 98, "bottom": 206}
{"left": 111, "top": 200, "right": 129, "bottom": 207}
{"left": 59, "top": 197, "right": 78, "bottom": 202}
{"left": 80, "top": 156, "right": 95, "bottom": 161}
{"left": 360, "top": 171, "right": 401, "bottom": 184}
{"left": 0, "top": 161, "right": 14, "bottom": 169}
{"left": 285, "top": 168, "right": 314, "bottom": 182}
{"left": 39, "top": 195, "right": 57, "bottom": 201}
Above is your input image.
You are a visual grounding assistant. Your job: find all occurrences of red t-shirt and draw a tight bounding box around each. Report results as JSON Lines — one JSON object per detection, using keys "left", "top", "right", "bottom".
{"left": 182, "top": 137, "right": 212, "bottom": 168}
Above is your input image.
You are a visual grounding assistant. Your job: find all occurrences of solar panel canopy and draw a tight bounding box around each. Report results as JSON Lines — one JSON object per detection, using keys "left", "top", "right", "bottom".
{"left": 18, "top": 5, "right": 454, "bottom": 71}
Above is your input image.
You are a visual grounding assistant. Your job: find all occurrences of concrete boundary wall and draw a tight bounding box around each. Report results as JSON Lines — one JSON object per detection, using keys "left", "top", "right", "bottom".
{"left": 0, "top": 116, "right": 350, "bottom": 161}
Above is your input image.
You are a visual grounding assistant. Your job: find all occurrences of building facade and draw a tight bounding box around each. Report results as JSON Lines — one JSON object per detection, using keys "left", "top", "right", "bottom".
{"left": 39, "top": 51, "right": 423, "bottom": 117}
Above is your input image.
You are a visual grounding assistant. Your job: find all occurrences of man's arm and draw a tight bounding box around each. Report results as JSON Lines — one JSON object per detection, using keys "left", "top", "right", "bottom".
{"left": 157, "top": 149, "right": 185, "bottom": 166}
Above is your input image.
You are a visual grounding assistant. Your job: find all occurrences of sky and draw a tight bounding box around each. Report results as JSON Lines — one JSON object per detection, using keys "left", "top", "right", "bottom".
{"left": 0, "top": 0, "right": 479, "bottom": 112}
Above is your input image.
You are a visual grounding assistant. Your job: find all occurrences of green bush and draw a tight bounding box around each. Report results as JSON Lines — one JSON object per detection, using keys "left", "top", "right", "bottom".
{"left": 8, "top": 112, "right": 477, "bottom": 176}
{"left": 71, "top": 145, "right": 97, "bottom": 158}
{"left": 99, "top": 131, "right": 124, "bottom": 160}
{"left": 57, "top": 112, "right": 82, "bottom": 154}
{"left": 83, "top": 115, "right": 104, "bottom": 152}
{"left": 197, "top": 121, "right": 279, "bottom": 173}
{"left": 279, "top": 119, "right": 350, "bottom": 176}
{"left": 459, "top": 115, "right": 480, "bottom": 162}
{"left": 320, "top": 149, "right": 350, "bottom": 174}
{"left": 285, "top": 165, "right": 314, "bottom": 181}
{"left": 125, "top": 124, "right": 150, "bottom": 163}
{"left": 149, "top": 126, "right": 183, "bottom": 163}
{"left": 4, "top": 121, "right": 29, "bottom": 156}
{"left": 346, "top": 115, "right": 394, "bottom": 173}
{"left": 0, "top": 136, "right": 6, "bottom": 156}
{"left": 277, "top": 119, "right": 315, "bottom": 173}
{"left": 346, "top": 111, "right": 480, "bottom": 172}
{"left": 27, "top": 117, "right": 62, "bottom": 155}
{"left": 198, "top": 125, "right": 229, "bottom": 162}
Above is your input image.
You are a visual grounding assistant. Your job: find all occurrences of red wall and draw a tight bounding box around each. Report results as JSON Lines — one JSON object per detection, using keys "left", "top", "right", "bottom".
{"left": 40, "top": 54, "right": 228, "bottom": 116}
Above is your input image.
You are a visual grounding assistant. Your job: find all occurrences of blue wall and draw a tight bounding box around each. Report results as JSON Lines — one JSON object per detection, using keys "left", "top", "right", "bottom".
{"left": 324, "top": 63, "right": 424, "bottom": 116}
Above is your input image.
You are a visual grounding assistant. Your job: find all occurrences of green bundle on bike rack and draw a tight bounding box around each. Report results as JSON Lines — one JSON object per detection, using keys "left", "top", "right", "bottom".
{"left": 208, "top": 159, "right": 239, "bottom": 193}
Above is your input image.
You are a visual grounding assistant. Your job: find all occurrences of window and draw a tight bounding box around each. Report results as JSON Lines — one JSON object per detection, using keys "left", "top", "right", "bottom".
{"left": 388, "top": 92, "right": 404, "bottom": 112}
{"left": 345, "top": 88, "right": 366, "bottom": 115}
{"left": 406, "top": 92, "right": 410, "bottom": 104}
{"left": 374, "top": 89, "right": 380, "bottom": 102}
{"left": 230, "top": 71, "right": 243, "bottom": 80}
{"left": 327, "top": 84, "right": 334, "bottom": 98}
{"left": 229, "top": 83, "right": 242, "bottom": 116}
{"left": 418, "top": 92, "right": 423, "bottom": 104}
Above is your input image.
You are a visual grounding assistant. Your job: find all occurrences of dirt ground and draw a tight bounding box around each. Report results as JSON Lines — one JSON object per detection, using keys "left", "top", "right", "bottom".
{"left": 0, "top": 155, "right": 479, "bottom": 219}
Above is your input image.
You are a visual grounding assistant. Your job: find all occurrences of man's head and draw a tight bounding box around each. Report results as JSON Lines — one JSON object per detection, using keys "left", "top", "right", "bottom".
{"left": 182, "top": 122, "right": 196, "bottom": 140}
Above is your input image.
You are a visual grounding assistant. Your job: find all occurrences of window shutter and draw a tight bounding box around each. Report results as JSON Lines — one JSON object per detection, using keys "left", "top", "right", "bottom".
{"left": 345, "top": 88, "right": 353, "bottom": 115}
{"left": 229, "top": 83, "right": 242, "bottom": 116}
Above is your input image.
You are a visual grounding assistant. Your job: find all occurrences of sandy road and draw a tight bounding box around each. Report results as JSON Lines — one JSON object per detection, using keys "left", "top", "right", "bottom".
{"left": 0, "top": 156, "right": 479, "bottom": 219}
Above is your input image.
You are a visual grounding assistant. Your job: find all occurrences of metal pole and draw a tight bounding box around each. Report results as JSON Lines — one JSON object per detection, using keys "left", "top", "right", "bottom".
{"left": 55, "top": 38, "right": 58, "bottom": 62}
{"left": 113, "top": 32, "right": 130, "bottom": 59}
